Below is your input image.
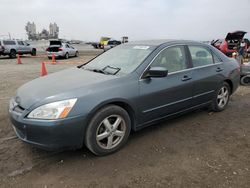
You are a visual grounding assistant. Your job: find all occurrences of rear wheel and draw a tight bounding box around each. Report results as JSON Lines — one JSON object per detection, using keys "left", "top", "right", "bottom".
{"left": 75, "top": 51, "right": 79, "bottom": 57}
{"left": 211, "top": 82, "right": 230, "bottom": 112}
{"left": 85, "top": 105, "right": 131, "bottom": 156}
{"left": 31, "top": 49, "right": 36, "bottom": 56}
{"left": 241, "top": 75, "right": 250, "bottom": 86}
{"left": 65, "top": 52, "right": 69, "bottom": 59}
{"left": 9, "top": 50, "right": 16, "bottom": 58}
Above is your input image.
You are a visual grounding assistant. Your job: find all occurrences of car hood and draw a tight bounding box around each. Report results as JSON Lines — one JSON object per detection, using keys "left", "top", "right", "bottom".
{"left": 15, "top": 67, "right": 117, "bottom": 109}
{"left": 225, "top": 31, "right": 247, "bottom": 41}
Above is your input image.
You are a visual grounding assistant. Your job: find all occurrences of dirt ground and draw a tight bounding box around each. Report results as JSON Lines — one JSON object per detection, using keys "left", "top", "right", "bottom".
{"left": 0, "top": 51, "right": 250, "bottom": 188}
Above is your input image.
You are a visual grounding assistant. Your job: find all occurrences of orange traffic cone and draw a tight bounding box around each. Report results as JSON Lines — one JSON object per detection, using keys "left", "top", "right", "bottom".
{"left": 17, "top": 54, "right": 22, "bottom": 64}
{"left": 51, "top": 53, "right": 56, "bottom": 64}
{"left": 41, "top": 62, "right": 48, "bottom": 76}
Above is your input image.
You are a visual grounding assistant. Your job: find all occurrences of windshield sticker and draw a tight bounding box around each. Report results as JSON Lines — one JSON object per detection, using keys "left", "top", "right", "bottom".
{"left": 133, "top": 46, "right": 150, "bottom": 50}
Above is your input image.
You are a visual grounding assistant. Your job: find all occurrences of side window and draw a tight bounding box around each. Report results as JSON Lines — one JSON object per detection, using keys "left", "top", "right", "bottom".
{"left": 189, "top": 46, "right": 213, "bottom": 67}
{"left": 213, "top": 53, "right": 222, "bottom": 63}
{"left": 3, "top": 40, "right": 16, "bottom": 45}
{"left": 151, "top": 46, "right": 187, "bottom": 73}
{"left": 17, "top": 41, "right": 24, "bottom": 45}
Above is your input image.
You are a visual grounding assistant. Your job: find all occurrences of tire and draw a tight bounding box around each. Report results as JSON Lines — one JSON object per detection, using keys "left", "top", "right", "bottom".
{"left": 65, "top": 52, "right": 69, "bottom": 59}
{"left": 85, "top": 105, "right": 131, "bottom": 156}
{"left": 241, "top": 75, "right": 250, "bottom": 86}
{"left": 9, "top": 50, "right": 16, "bottom": 59}
{"left": 211, "top": 82, "right": 230, "bottom": 112}
{"left": 31, "top": 49, "right": 36, "bottom": 56}
{"left": 75, "top": 51, "right": 79, "bottom": 57}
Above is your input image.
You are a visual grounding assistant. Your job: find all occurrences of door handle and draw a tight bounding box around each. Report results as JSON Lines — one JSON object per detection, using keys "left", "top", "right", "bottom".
{"left": 181, "top": 75, "right": 192, "bottom": 81}
{"left": 216, "top": 67, "right": 224, "bottom": 72}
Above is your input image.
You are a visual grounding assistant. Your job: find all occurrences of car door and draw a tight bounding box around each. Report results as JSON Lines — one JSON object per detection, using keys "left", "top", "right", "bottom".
{"left": 65, "top": 44, "right": 73, "bottom": 56}
{"left": 138, "top": 45, "right": 194, "bottom": 124}
{"left": 23, "top": 41, "right": 31, "bottom": 53}
{"left": 69, "top": 45, "right": 76, "bottom": 56}
{"left": 17, "top": 41, "right": 25, "bottom": 53}
{"left": 188, "top": 45, "right": 224, "bottom": 105}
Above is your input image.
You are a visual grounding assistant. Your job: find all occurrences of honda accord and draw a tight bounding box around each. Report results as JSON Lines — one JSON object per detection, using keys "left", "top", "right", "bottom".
{"left": 9, "top": 40, "right": 240, "bottom": 155}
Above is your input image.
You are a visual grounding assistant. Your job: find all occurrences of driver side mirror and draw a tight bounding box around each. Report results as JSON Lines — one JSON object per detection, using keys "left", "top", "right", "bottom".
{"left": 143, "top": 67, "right": 168, "bottom": 79}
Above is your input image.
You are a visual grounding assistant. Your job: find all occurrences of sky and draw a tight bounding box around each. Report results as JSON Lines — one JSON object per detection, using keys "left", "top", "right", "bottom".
{"left": 0, "top": 0, "right": 250, "bottom": 41}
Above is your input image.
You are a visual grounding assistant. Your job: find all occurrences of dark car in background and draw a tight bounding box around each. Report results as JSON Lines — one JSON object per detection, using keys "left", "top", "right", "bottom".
{"left": 9, "top": 40, "right": 240, "bottom": 155}
{"left": 103, "top": 39, "right": 122, "bottom": 51}
{"left": 211, "top": 31, "right": 247, "bottom": 57}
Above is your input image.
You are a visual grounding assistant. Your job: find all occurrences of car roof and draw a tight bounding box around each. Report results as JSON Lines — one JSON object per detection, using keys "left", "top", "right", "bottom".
{"left": 126, "top": 39, "right": 205, "bottom": 47}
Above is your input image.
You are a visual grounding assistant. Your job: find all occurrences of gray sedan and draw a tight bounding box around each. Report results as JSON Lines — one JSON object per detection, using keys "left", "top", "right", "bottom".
{"left": 46, "top": 40, "right": 78, "bottom": 59}
{"left": 9, "top": 40, "right": 240, "bottom": 155}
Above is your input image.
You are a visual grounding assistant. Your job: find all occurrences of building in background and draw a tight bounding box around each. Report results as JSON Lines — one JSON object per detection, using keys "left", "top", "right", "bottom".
{"left": 25, "top": 22, "right": 37, "bottom": 40}
{"left": 25, "top": 22, "right": 59, "bottom": 40}
{"left": 49, "top": 23, "right": 59, "bottom": 39}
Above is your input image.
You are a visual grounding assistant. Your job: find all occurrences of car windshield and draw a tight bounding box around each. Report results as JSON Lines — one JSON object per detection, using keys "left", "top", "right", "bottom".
{"left": 83, "top": 44, "right": 155, "bottom": 75}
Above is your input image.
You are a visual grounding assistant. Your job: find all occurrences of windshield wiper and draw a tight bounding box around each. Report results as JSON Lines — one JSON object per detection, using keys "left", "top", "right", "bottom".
{"left": 84, "top": 67, "right": 111, "bottom": 75}
{"left": 103, "top": 65, "right": 121, "bottom": 75}
{"left": 84, "top": 66, "right": 121, "bottom": 75}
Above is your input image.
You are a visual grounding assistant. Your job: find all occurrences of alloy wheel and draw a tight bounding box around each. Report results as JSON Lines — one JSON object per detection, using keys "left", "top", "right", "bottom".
{"left": 96, "top": 115, "right": 126, "bottom": 150}
{"left": 217, "top": 86, "right": 229, "bottom": 109}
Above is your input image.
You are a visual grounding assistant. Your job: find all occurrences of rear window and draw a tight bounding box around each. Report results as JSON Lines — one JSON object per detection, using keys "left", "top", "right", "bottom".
{"left": 3, "top": 40, "right": 16, "bottom": 45}
{"left": 49, "top": 41, "right": 62, "bottom": 46}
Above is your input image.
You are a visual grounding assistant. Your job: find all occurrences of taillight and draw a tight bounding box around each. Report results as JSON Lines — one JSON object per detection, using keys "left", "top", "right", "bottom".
{"left": 58, "top": 48, "right": 63, "bottom": 51}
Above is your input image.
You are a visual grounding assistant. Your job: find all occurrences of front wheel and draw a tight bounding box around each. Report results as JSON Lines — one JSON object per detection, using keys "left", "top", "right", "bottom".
{"left": 85, "top": 105, "right": 131, "bottom": 156}
{"left": 211, "top": 82, "right": 230, "bottom": 112}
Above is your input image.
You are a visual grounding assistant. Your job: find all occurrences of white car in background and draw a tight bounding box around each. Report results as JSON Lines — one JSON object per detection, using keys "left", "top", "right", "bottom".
{"left": 46, "top": 40, "right": 79, "bottom": 59}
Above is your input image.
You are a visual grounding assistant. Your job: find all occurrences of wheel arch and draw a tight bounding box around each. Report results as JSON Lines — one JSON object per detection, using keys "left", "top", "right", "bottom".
{"left": 86, "top": 99, "right": 137, "bottom": 132}
{"left": 10, "top": 48, "right": 16, "bottom": 53}
{"left": 224, "top": 79, "right": 233, "bottom": 94}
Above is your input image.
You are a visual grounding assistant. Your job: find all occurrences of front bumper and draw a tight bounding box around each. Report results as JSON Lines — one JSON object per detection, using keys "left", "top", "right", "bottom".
{"left": 9, "top": 99, "right": 87, "bottom": 150}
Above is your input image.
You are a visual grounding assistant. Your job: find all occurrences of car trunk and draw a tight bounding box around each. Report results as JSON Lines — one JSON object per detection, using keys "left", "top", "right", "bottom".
{"left": 225, "top": 31, "right": 247, "bottom": 50}
{"left": 47, "top": 40, "right": 62, "bottom": 52}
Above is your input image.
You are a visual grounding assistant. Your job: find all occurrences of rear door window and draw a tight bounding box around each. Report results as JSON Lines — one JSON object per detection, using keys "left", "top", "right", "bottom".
{"left": 3, "top": 40, "right": 16, "bottom": 45}
{"left": 150, "top": 46, "right": 187, "bottom": 73}
{"left": 188, "top": 46, "right": 214, "bottom": 67}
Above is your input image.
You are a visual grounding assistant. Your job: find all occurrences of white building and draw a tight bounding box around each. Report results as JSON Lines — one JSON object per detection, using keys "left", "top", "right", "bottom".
{"left": 25, "top": 22, "right": 36, "bottom": 36}
{"left": 49, "top": 23, "right": 59, "bottom": 38}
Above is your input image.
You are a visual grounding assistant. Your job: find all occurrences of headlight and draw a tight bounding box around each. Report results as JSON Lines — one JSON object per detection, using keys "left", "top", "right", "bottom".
{"left": 27, "top": 98, "right": 77, "bottom": 120}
